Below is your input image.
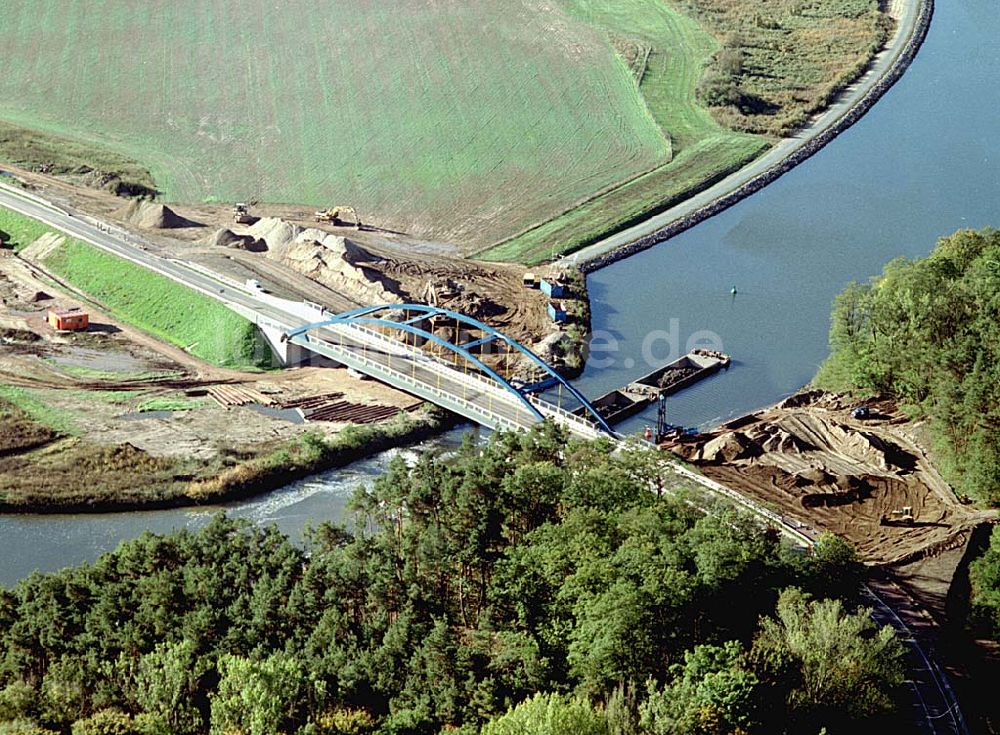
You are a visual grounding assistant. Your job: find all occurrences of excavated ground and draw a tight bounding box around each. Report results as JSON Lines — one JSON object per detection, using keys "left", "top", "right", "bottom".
{"left": 0, "top": 165, "right": 566, "bottom": 351}
{"left": 0, "top": 250, "right": 428, "bottom": 505}
{"left": 666, "top": 391, "right": 995, "bottom": 567}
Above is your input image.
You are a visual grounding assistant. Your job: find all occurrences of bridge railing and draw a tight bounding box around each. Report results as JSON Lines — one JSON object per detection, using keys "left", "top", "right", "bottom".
{"left": 328, "top": 322, "right": 608, "bottom": 437}
{"left": 321, "top": 323, "right": 524, "bottom": 404}
{"left": 526, "top": 394, "right": 608, "bottom": 440}
{"left": 297, "top": 332, "right": 529, "bottom": 432}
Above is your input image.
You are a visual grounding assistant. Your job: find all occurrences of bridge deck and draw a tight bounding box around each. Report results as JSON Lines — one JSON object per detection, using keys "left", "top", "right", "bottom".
{"left": 290, "top": 322, "right": 608, "bottom": 441}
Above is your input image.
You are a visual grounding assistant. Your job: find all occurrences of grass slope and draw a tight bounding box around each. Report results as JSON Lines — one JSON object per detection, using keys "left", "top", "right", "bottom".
{"left": 477, "top": 0, "right": 767, "bottom": 263}
{"left": 0, "top": 205, "right": 58, "bottom": 251}
{"left": 37, "top": 235, "right": 270, "bottom": 369}
{"left": 0, "top": 0, "right": 670, "bottom": 248}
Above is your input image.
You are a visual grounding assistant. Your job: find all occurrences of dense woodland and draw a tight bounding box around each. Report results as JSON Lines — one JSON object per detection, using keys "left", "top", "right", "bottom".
{"left": 818, "top": 227, "right": 1000, "bottom": 649}
{"left": 818, "top": 228, "right": 1000, "bottom": 505}
{"left": 0, "top": 425, "right": 904, "bottom": 735}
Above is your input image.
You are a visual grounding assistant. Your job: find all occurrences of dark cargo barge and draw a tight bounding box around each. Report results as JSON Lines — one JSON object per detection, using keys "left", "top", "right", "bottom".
{"left": 580, "top": 349, "right": 731, "bottom": 426}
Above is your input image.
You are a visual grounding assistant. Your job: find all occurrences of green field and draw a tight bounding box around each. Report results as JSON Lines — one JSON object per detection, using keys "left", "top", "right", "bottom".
{"left": 0, "top": 0, "right": 881, "bottom": 262}
{"left": 0, "top": 205, "right": 58, "bottom": 251}
{"left": 0, "top": 1, "right": 674, "bottom": 248}
{"left": 19, "top": 222, "right": 272, "bottom": 369}
{"left": 477, "top": 0, "right": 769, "bottom": 262}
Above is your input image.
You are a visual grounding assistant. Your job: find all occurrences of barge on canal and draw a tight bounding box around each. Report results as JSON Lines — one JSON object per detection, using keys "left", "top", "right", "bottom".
{"left": 579, "top": 349, "right": 731, "bottom": 426}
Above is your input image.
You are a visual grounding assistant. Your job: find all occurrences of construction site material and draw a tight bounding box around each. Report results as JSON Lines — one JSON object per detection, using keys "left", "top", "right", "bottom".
{"left": 203, "top": 228, "right": 266, "bottom": 252}
{"left": 113, "top": 200, "right": 196, "bottom": 229}
{"left": 47, "top": 307, "right": 89, "bottom": 331}
{"left": 247, "top": 217, "right": 399, "bottom": 305}
{"left": 314, "top": 206, "right": 361, "bottom": 228}
{"left": 207, "top": 385, "right": 276, "bottom": 408}
{"left": 882, "top": 506, "right": 915, "bottom": 526}
{"left": 629, "top": 349, "right": 730, "bottom": 397}
{"left": 280, "top": 392, "right": 400, "bottom": 424}
{"left": 305, "top": 402, "right": 400, "bottom": 424}
{"left": 664, "top": 392, "right": 992, "bottom": 565}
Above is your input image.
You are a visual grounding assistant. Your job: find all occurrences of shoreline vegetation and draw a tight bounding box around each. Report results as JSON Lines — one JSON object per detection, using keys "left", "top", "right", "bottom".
{"left": 0, "top": 401, "right": 453, "bottom": 515}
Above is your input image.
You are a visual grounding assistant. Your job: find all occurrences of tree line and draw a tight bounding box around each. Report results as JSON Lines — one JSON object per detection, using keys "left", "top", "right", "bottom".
{"left": 0, "top": 424, "right": 905, "bottom": 734}
{"left": 818, "top": 227, "right": 1000, "bottom": 505}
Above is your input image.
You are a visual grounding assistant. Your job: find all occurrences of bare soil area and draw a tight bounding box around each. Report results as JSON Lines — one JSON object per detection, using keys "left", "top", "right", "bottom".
{"left": 665, "top": 391, "right": 995, "bottom": 566}
{"left": 0, "top": 164, "right": 585, "bottom": 508}
{"left": 0, "top": 248, "right": 430, "bottom": 509}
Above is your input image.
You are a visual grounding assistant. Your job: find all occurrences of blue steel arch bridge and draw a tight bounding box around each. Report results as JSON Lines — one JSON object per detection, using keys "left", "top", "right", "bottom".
{"left": 281, "top": 304, "right": 614, "bottom": 440}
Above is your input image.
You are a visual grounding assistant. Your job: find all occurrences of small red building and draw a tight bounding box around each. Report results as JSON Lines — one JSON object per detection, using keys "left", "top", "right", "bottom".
{"left": 47, "top": 307, "right": 89, "bottom": 331}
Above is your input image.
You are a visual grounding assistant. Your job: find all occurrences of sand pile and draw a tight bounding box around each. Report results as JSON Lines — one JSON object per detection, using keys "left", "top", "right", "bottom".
{"left": 203, "top": 228, "right": 266, "bottom": 253}
{"left": 114, "top": 200, "right": 197, "bottom": 229}
{"left": 666, "top": 394, "right": 985, "bottom": 565}
{"left": 247, "top": 218, "right": 402, "bottom": 305}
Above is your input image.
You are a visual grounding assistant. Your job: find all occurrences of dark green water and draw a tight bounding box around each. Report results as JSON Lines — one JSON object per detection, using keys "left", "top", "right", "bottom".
{"left": 2, "top": 0, "right": 997, "bottom": 585}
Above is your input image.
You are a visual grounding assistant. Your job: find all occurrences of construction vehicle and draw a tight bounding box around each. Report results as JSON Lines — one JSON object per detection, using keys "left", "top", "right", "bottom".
{"left": 314, "top": 206, "right": 361, "bottom": 229}
{"left": 881, "top": 506, "right": 915, "bottom": 526}
{"left": 233, "top": 203, "right": 254, "bottom": 225}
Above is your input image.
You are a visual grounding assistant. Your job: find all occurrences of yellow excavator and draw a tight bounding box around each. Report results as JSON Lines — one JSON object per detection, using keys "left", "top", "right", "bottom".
{"left": 314, "top": 205, "right": 361, "bottom": 229}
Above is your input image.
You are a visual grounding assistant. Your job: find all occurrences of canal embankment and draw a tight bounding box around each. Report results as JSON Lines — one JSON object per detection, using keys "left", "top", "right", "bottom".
{"left": 574, "top": 0, "right": 934, "bottom": 273}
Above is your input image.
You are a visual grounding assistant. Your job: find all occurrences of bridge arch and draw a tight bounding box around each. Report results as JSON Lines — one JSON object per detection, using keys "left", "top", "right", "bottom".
{"left": 284, "top": 304, "right": 614, "bottom": 435}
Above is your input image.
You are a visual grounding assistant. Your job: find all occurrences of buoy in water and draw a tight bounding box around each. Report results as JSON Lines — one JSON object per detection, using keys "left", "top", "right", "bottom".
{"left": 730, "top": 285, "right": 738, "bottom": 295}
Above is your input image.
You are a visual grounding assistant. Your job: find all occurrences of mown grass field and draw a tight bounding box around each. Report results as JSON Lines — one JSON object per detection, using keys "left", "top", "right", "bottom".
{"left": 478, "top": 0, "right": 770, "bottom": 262}
{"left": 0, "top": 0, "right": 883, "bottom": 263}
{"left": 0, "top": 0, "right": 672, "bottom": 249}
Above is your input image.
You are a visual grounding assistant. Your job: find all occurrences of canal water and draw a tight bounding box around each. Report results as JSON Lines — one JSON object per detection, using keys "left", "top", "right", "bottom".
{"left": 2, "top": 0, "right": 998, "bottom": 585}
{"left": 0, "top": 427, "right": 476, "bottom": 589}
{"left": 577, "top": 0, "right": 1000, "bottom": 433}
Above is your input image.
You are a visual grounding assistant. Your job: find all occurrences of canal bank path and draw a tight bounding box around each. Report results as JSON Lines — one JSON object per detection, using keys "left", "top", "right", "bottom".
{"left": 564, "top": 0, "right": 928, "bottom": 272}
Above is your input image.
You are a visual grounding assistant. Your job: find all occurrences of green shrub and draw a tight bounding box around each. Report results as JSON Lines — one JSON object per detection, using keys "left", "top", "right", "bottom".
{"left": 481, "top": 693, "right": 608, "bottom": 735}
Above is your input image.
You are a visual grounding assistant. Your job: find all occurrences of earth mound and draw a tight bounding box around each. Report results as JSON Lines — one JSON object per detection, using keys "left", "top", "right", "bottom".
{"left": 247, "top": 218, "right": 402, "bottom": 305}
{"left": 203, "top": 228, "right": 267, "bottom": 253}
{"left": 114, "top": 200, "right": 198, "bottom": 229}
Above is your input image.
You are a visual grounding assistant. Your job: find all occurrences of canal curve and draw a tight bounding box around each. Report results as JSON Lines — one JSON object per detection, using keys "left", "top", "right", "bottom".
{"left": 576, "top": 0, "right": 1000, "bottom": 433}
